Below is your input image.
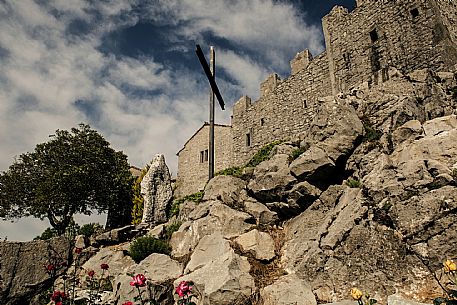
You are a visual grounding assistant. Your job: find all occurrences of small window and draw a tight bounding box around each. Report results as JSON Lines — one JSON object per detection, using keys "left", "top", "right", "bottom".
{"left": 303, "top": 100, "right": 307, "bottom": 108}
{"left": 204, "top": 149, "right": 208, "bottom": 162}
{"left": 369, "top": 29, "right": 379, "bottom": 43}
{"left": 199, "top": 151, "right": 204, "bottom": 163}
{"left": 410, "top": 8, "right": 419, "bottom": 18}
{"left": 343, "top": 52, "right": 351, "bottom": 69}
{"left": 246, "top": 133, "right": 251, "bottom": 147}
{"left": 260, "top": 118, "right": 265, "bottom": 126}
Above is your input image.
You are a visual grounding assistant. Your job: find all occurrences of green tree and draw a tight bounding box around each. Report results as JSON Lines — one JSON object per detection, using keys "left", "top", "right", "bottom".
{"left": 0, "top": 124, "right": 133, "bottom": 234}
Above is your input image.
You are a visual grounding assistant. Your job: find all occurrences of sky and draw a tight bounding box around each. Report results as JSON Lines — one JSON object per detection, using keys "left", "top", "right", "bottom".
{"left": 0, "top": 0, "right": 355, "bottom": 241}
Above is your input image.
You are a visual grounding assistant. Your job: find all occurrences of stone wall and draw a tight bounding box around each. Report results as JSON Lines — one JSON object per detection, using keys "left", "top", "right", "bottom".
{"left": 175, "top": 124, "right": 232, "bottom": 196}
{"left": 435, "top": 0, "right": 457, "bottom": 49}
{"left": 323, "top": 0, "right": 457, "bottom": 95}
{"left": 231, "top": 51, "right": 332, "bottom": 166}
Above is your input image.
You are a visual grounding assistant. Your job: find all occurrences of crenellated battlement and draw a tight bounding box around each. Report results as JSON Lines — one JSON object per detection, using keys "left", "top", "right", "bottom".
{"left": 176, "top": 0, "right": 457, "bottom": 196}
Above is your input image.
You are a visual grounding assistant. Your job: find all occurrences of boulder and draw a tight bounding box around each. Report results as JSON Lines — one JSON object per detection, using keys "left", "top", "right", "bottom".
{"left": 0, "top": 236, "right": 71, "bottom": 305}
{"left": 234, "top": 229, "right": 275, "bottom": 261}
{"left": 240, "top": 191, "right": 278, "bottom": 226}
{"left": 170, "top": 202, "right": 255, "bottom": 258}
{"left": 247, "top": 154, "right": 296, "bottom": 202}
{"left": 203, "top": 175, "right": 246, "bottom": 206}
{"left": 284, "top": 181, "right": 322, "bottom": 216}
{"left": 260, "top": 274, "right": 316, "bottom": 305}
{"left": 109, "top": 253, "right": 181, "bottom": 305}
{"left": 175, "top": 239, "right": 255, "bottom": 305}
{"left": 289, "top": 146, "right": 335, "bottom": 181}
{"left": 95, "top": 225, "right": 136, "bottom": 245}
{"left": 392, "top": 120, "right": 423, "bottom": 145}
{"left": 423, "top": 115, "right": 457, "bottom": 136}
{"left": 141, "top": 154, "right": 173, "bottom": 225}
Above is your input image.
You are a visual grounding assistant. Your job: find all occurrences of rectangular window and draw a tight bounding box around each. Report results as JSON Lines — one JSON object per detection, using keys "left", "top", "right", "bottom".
{"left": 246, "top": 133, "right": 251, "bottom": 147}
{"left": 204, "top": 149, "right": 208, "bottom": 162}
{"left": 200, "top": 151, "right": 204, "bottom": 163}
{"left": 370, "top": 29, "right": 379, "bottom": 43}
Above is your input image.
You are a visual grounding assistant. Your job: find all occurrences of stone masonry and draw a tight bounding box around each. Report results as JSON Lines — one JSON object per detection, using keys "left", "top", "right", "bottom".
{"left": 176, "top": 123, "right": 232, "bottom": 196}
{"left": 175, "top": 0, "right": 457, "bottom": 196}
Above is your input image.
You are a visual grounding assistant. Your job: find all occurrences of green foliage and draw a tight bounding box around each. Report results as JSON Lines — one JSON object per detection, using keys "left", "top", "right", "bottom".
{"left": 215, "top": 166, "right": 243, "bottom": 178}
{"left": 246, "top": 140, "right": 282, "bottom": 168}
{"left": 164, "top": 221, "right": 182, "bottom": 241}
{"left": 170, "top": 191, "right": 204, "bottom": 217}
{"left": 78, "top": 223, "right": 102, "bottom": 237}
{"left": 346, "top": 178, "right": 362, "bottom": 188}
{"left": 129, "top": 236, "right": 170, "bottom": 263}
{"left": 131, "top": 165, "right": 150, "bottom": 224}
{"left": 34, "top": 227, "right": 58, "bottom": 240}
{"left": 0, "top": 124, "right": 133, "bottom": 234}
{"left": 291, "top": 147, "right": 306, "bottom": 160}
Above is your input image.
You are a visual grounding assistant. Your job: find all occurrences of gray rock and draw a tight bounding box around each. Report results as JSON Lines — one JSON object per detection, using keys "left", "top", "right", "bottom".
{"left": 0, "top": 237, "right": 71, "bottom": 305}
{"left": 387, "top": 294, "right": 432, "bottom": 305}
{"left": 392, "top": 120, "right": 423, "bottom": 145}
{"left": 74, "top": 234, "right": 87, "bottom": 249}
{"left": 235, "top": 229, "right": 275, "bottom": 261}
{"left": 141, "top": 154, "right": 173, "bottom": 225}
{"left": 248, "top": 154, "right": 297, "bottom": 202}
{"left": 240, "top": 192, "right": 278, "bottom": 226}
{"left": 260, "top": 274, "right": 317, "bottom": 305}
{"left": 95, "top": 225, "right": 136, "bottom": 245}
{"left": 285, "top": 181, "right": 322, "bottom": 216}
{"left": 423, "top": 115, "right": 457, "bottom": 136}
{"left": 170, "top": 202, "right": 255, "bottom": 258}
{"left": 185, "top": 231, "right": 231, "bottom": 273}
{"left": 147, "top": 223, "right": 165, "bottom": 239}
{"left": 289, "top": 146, "right": 335, "bottom": 180}
{"left": 203, "top": 175, "right": 246, "bottom": 206}
{"left": 175, "top": 242, "right": 254, "bottom": 305}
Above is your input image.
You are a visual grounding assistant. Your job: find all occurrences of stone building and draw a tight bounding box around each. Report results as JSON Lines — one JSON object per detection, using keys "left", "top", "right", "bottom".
{"left": 176, "top": 0, "right": 457, "bottom": 196}
{"left": 175, "top": 123, "right": 232, "bottom": 197}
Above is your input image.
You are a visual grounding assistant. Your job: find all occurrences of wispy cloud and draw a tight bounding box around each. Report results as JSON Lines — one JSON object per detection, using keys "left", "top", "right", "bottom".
{"left": 0, "top": 0, "right": 324, "bottom": 239}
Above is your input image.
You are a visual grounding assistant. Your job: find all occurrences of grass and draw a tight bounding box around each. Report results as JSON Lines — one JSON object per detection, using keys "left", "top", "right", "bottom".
{"left": 169, "top": 191, "right": 204, "bottom": 217}
{"left": 346, "top": 178, "right": 362, "bottom": 188}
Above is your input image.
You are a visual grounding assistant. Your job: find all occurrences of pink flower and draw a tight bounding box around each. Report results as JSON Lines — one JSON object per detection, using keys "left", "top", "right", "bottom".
{"left": 129, "top": 274, "right": 147, "bottom": 287}
{"left": 100, "top": 263, "right": 109, "bottom": 270}
{"left": 122, "top": 302, "right": 133, "bottom": 305}
{"left": 87, "top": 270, "right": 95, "bottom": 278}
{"left": 46, "top": 264, "right": 55, "bottom": 271}
{"left": 74, "top": 247, "right": 83, "bottom": 254}
{"left": 175, "top": 280, "right": 192, "bottom": 297}
{"left": 51, "top": 290, "right": 66, "bottom": 302}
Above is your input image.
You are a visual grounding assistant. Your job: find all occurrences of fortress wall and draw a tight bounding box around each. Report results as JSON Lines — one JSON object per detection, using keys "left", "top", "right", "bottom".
{"left": 175, "top": 124, "right": 232, "bottom": 197}
{"left": 323, "top": 0, "right": 457, "bottom": 95}
{"left": 231, "top": 52, "right": 332, "bottom": 166}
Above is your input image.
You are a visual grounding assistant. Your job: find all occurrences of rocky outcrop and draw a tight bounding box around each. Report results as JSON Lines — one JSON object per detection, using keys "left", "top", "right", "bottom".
{"left": 0, "top": 237, "right": 71, "bottom": 305}
{"left": 260, "top": 274, "right": 316, "bottom": 305}
{"left": 141, "top": 154, "right": 173, "bottom": 225}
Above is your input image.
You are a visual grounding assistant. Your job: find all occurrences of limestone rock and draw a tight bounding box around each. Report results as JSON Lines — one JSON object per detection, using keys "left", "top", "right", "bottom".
{"left": 289, "top": 146, "right": 335, "bottom": 180}
{"left": 234, "top": 229, "right": 275, "bottom": 261}
{"left": 260, "top": 274, "right": 316, "bottom": 305}
{"left": 112, "top": 254, "right": 182, "bottom": 304}
{"left": 0, "top": 237, "right": 71, "bottom": 305}
{"left": 240, "top": 191, "right": 278, "bottom": 226}
{"left": 170, "top": 202, "right": 255, "bottom": 258}
{"left": 423, "top": 115, "right": 457, "bottom": 136}
{"left": 203, "top": 175, "right": 246, "bottom": 206}
{"left": 95, "top": 225, "right": 136, "bottom": 245}
{"left": 248, "top": 154, "right": 297, "bottom": 202}
{"left": 392, "top": 120, "right": 423, "bottom": 145}
{"left": 285, "top": 181, "right": 322, "bottom": 216}
{"left": 141, "top": 154, "right": 173, "bottom": 225}
{"left": 185, "top": 231, "right": 231, "bottom": 273}
{"left": 175, "top": 240, "right": 254, "bottom": 305}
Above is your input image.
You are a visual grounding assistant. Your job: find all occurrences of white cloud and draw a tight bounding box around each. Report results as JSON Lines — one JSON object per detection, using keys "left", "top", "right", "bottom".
{"left": 0, "top": 0, "right": 323, "bottom": 239}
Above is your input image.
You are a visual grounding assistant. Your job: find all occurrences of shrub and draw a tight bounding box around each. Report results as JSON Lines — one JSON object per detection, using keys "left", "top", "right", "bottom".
{"left": 34, "top": 227, "right": 58, "bottom": 240}
{"left": 246, "top": 140, "right": 282, "bottom": 168}
{"left": 164, "top": 221, "right": 182, "bottom": 241}
{"left": 78, "top": 223, "right": 102, "bottom": 237}
{"left": 131, "top": 165, "right": 150, "bottom": 225}
{"left": 346, "top": 178, "right": 362, "bottom": 188}
{"left": 291, "top": 147, "right": 306, "bottom": 160}
{"left": 129, "top": 236, "right": 170, "bottom": 263}
{"left": 215, "top": 166, "right": 243, "bottom": 177}
{"left": 184, "top": 191, "right": 204, "bottom": 203}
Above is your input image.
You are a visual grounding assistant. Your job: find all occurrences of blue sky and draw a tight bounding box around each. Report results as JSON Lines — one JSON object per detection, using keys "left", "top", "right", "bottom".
{"left": 0, "top": 0, "right": 355, "bottom": 241}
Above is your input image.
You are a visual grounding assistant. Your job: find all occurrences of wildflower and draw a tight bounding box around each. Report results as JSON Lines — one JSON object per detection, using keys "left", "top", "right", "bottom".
{"left": 100, "top": 263, "right": 109, "bottom": 270}
{"left": 87, "top": 270, "right": 95, "bottom": 278}
{"left": 122, "top": 302, "right": 133, "bottom": 305}
{"left": 74, "top": 247, "right": 83, "bottom": 254}
{"left": 350, "top": 288, "right": 363, "bottom": 300}
{"left": 51, "top": 290, "right": 66, "bottom": 302}
{"left": 129, "top": 274, "right": 147, "bottom": 287}
{"left": 175, "top": 280, "right": 192, "bottom": 297}
{"left": 46, "top": 264, "right": 55, "bottom": 272}
{"left": 444, "top": 259, "right": 457, "bottom": 272}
